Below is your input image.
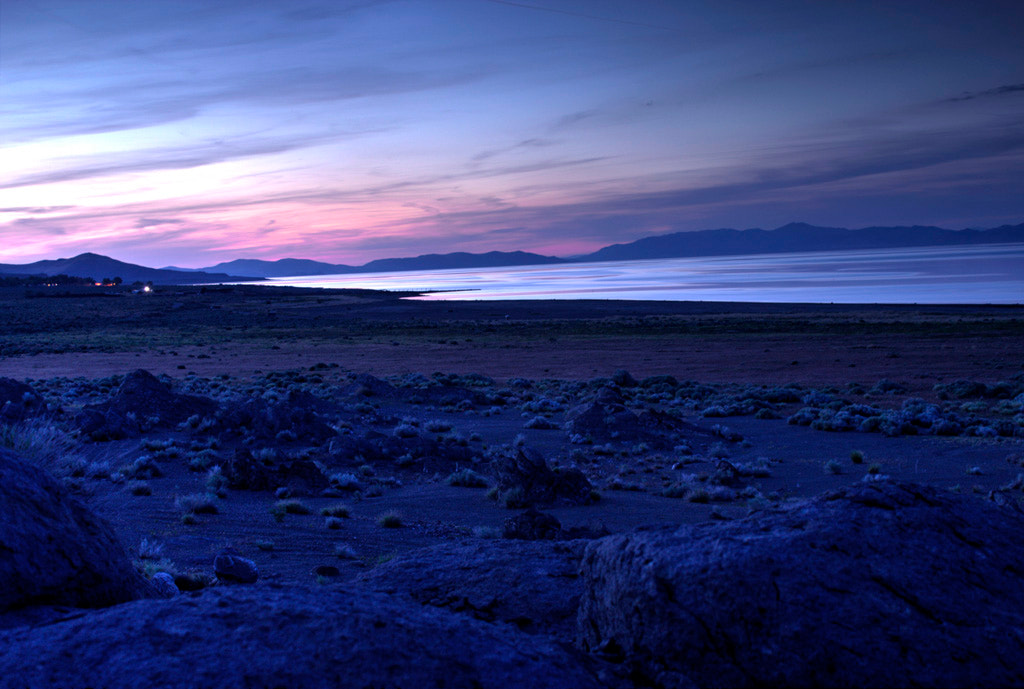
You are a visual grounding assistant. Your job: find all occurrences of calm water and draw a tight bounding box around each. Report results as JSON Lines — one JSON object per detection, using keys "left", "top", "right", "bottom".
{"left": 264, "top": 244, "right": 1024, "bottom": 304}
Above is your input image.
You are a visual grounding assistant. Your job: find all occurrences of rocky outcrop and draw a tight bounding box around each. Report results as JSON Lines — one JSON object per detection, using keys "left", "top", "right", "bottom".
{"left": 357, "top": 540, "right": 588, "bottom": 641}
{"left": 577, "top": 480, "right": 1024, "bottom": 688}
{"left": 214, "top": 391, "right": 336, "bottom": 445}
{"left": 224, "top": 448, "right": 329, "bottom": 494}
{"left": 0, "top": 448, "right": 155, "bottom": 613}
{"left": 0, "top": 584, "right": 605, "bottom": 689}
{"left": 0, "top": 378, "right": 47, "bottom": 422}
{"left": 77, "top": 369, "right": 217, "bottom": 439}
{"left": 564, "top": 386, "right": 708, "bottom": 447}
{"left": 503, "top": 507, "right": 564, "bottom": 541}
{"left": 495, "top": 447, "right": 595, "bottom": 507}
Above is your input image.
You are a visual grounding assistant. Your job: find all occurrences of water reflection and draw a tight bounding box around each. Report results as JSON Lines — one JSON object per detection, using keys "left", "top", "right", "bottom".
{"left": 263, "top": 243, "right": 1024, "bottom": 304}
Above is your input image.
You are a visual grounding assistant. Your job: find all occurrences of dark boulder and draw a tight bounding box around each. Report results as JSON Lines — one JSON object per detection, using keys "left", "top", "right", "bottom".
{"left": 338, "top": 373, "right": 397, "bottom": 399}
{"left": 504, "top": 507, "right": 563, "bottom": 540}
{"left": 0, "top": 448, "right": 155, "bottom": 613}
{"left": 224, "top": 448, "right": 329, "bottom": 494}
{"left": 77, "top": 369, "right": 216, "bottom": 439}
{"left": 564, "top": 388, "right": 704, "bottom": 447}
{"left": 578, "top": 480, "right": 1024, "bottom": 688}
{"left": 496, "top": 447, "right": 595, "bottom": 507}
{"left": 0, "top": 378, "right": 47, "bottom": 422}
{"left": 0, "top": 585, "right": 605, "bottom": 689}
{"left": 213, "top": 550, "right": 259, "bottom": 584}
{"left": 214, "top": 392, "right": 335, "bottom": 445}
{"left": 357, "top": 539, "right": 588, "bottom": 641}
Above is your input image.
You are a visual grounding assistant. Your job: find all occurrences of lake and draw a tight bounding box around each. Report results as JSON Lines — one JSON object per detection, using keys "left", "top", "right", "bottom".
{"left": 262, "top": 243, "right": 1024, "bottom": 304}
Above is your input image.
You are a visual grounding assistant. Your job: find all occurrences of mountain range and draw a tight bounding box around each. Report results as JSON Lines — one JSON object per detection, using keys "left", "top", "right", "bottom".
{"left": 0, "top": 252, "right": 254, "bottom": 285}
{"left": 2, "top": 222, "right": 1021, "bottom": 284}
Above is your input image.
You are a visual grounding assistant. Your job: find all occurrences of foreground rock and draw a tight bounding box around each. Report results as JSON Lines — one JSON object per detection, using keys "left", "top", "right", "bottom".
{"left": 357, "top": 539, "right": 587, "bottom": 640}
{"left": 578, "top": 480, "right": 1024, "bottom": 688}
{"left": 0, "top": 584, "right": 605, "bottom": 689}
{"left": 0, "top": 377, "right": 47, "bottom": 422}
{"left": 0, "top": 448, "right": 154, "bottom": 613}
{"left": 77, "top": 369, "right": 217, "bottom": 439}
{"left": 213, "top": 550, "right": 259, "bottom": 584}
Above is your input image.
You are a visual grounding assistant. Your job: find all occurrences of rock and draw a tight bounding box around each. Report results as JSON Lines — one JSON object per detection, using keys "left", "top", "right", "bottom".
{"left": 357, "top": 540, "right": 588, "bottom": 640}
{"left": 150, "top": 572, "right": 178, "bottom": 597}
{"left": 577, "top": 480, "right": 1024, "bottom": 688}
{"left": 0, "top": 378, "right": 47, "bottom": 422}
{"left": 77, "top": 369, "right": 216, "bottom": 439}
{"left": 215, "top": 393, "right": 336, "bottom": 445}
{"left": 503, "top": 508, "right": 563, "bottom": 540}
{"left": 225, "top": 448, "right": 329, "bottom": 494}
{"left": 495, "top": 447, "right": 595, "bottom": 507}
{"left": 0, "top": 448, "right": 155, "bottom": 613}
{"left": 213, "top": 550, "right": 259, "bottom": 584}
{"left": 339, "top": 373, "right": 396, "bottom": 399}
{"left": 565, "top": 387, "right": 710, "bottom": 449}
{"left": 611, "top": 370, "right": 638, "bottom": 388}
{"left": 0, "top": 585, "right": 605, "bottom": 688}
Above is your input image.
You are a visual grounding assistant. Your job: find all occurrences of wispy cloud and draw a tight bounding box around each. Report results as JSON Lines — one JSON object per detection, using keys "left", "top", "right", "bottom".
{"left": 945, "top": 83, "right": 1024, "bottom": 103}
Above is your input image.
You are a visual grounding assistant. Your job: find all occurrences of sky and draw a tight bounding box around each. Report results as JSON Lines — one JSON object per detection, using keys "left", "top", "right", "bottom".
{"left": 1, "top": 0, "right": 1023, "bottom": 268}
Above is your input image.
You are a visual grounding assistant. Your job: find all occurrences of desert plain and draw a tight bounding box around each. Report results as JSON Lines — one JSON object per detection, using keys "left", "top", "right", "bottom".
{"left": 1, "top": 283, "right": 1023, "bottom": 687}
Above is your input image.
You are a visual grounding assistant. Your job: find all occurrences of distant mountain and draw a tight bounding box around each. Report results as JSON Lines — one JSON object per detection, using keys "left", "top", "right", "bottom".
{"left": 165, "top": 257, "right": 353, "bottom": 278}
{"left": 181, "top": 250, "right": 565, "bottom": 278}
{"left": 578, "top": 222, "right": 1024, "bottom": 262}
{"left": 359, "top": 250, "right": 565, "bottom": 274}
{"left": 0, "top": 252, "right": 253, "bottom": 285}
{"left": 7, "top": 222, "right": 1022, "bottom": 285}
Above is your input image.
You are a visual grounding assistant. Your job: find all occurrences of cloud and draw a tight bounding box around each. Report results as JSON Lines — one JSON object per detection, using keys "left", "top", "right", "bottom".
{"left": 134, "top": 217, "right": 186, "bottom": 228}
{"left": 0, "top": 205, "right": 75, "bottom": 213}
{"left": 0, "top": 131, "right": 340, "bottom": 189}
{"left": 946, "top": 83, "right": 1024, "bottom": 103}
{"left": 381, "top": 116, "right": 1024, "bottom": 247}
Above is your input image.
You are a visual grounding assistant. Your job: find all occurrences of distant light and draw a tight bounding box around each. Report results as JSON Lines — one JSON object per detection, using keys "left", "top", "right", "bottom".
{"left": 143, "top": 285, "right": 152, "bottom": 292}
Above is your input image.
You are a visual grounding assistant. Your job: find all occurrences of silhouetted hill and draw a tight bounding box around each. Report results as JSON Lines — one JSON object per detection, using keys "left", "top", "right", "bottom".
{"left": 182, "top": 251, "right": 564, "bottom": 278}
{"left": 0, "top": 253, "right": 253, "bottom": 285}
{"left": 359, "top": 251, "right": 565, "bottom": 273}
{"left": 578, "top": 222, "right": 1024, "bottom": 262}
{"left": 168, "top": 258, "right": 354, "bottom": 278}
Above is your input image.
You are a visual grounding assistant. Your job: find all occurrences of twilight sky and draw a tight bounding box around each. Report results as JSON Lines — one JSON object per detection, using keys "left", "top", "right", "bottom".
{"left": 2, "top": 1, "right": 1023, "bottom": 268}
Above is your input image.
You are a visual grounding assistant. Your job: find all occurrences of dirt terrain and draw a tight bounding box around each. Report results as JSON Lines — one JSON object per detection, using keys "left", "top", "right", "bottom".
{"left": 1, "top": 284, "right": 1021, "bottom": 585}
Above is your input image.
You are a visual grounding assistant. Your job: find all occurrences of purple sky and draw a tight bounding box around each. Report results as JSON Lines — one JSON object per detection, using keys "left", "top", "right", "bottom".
{"left": 2, "top": 0, "right": 1023, "bottom": 268}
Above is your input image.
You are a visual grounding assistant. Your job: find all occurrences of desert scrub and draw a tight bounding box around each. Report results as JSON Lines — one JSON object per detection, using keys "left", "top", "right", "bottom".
{"left": 334, "top": 543, "right": 359, "bottom": 559}
{"left": 378, "top": 511, "right": 403, "bottom": 528}
{"left": 496, "top": 485, "right": 528, "bottom": 509}
{"left": 850, "top": 449, "right": 865, "bottom": 464}
{"left": 119, "top": 455, "right": 162, "bottom": 480}
{"left": 175, "top": 493, "right": 219, "bottom": 515}
{"left": 0, "top": 418, "right": 77, "bottom": 474}
{"left": 824, "top": 459, "right": 843, "bottom": 475}
{"left": 708, "top": 442, "right": 730, "bottom": 459}
{"left": 393, "top": 423, "right": 419, "bottom": 438}
{"left": 137, "top": 537, "right": 164, "bottom": 560}
{"left": 205, "top": 466, "right": 228, "bottom": 496}
{"left": 272, "top": 499, "right": 312, "bottom": 520}
{"left": 472, "top": 525, "right": 501, "bottom": 539}
{"left": 325, "top": 516, "right": 345, "bottom": 530}
{"left": 424, "top": 419, "right": 452, "bottom": 433}
{"left": 328, "top": 472, "right": 362, "bottom": 492}
{"left": 128, "top": 481, "right": 152, "bottom": 496}
{"left": 320, "top": 503, "right": 351, "bottom": 518}
{"left": 446, "top": 468, "right": 488, "bottom": 488}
